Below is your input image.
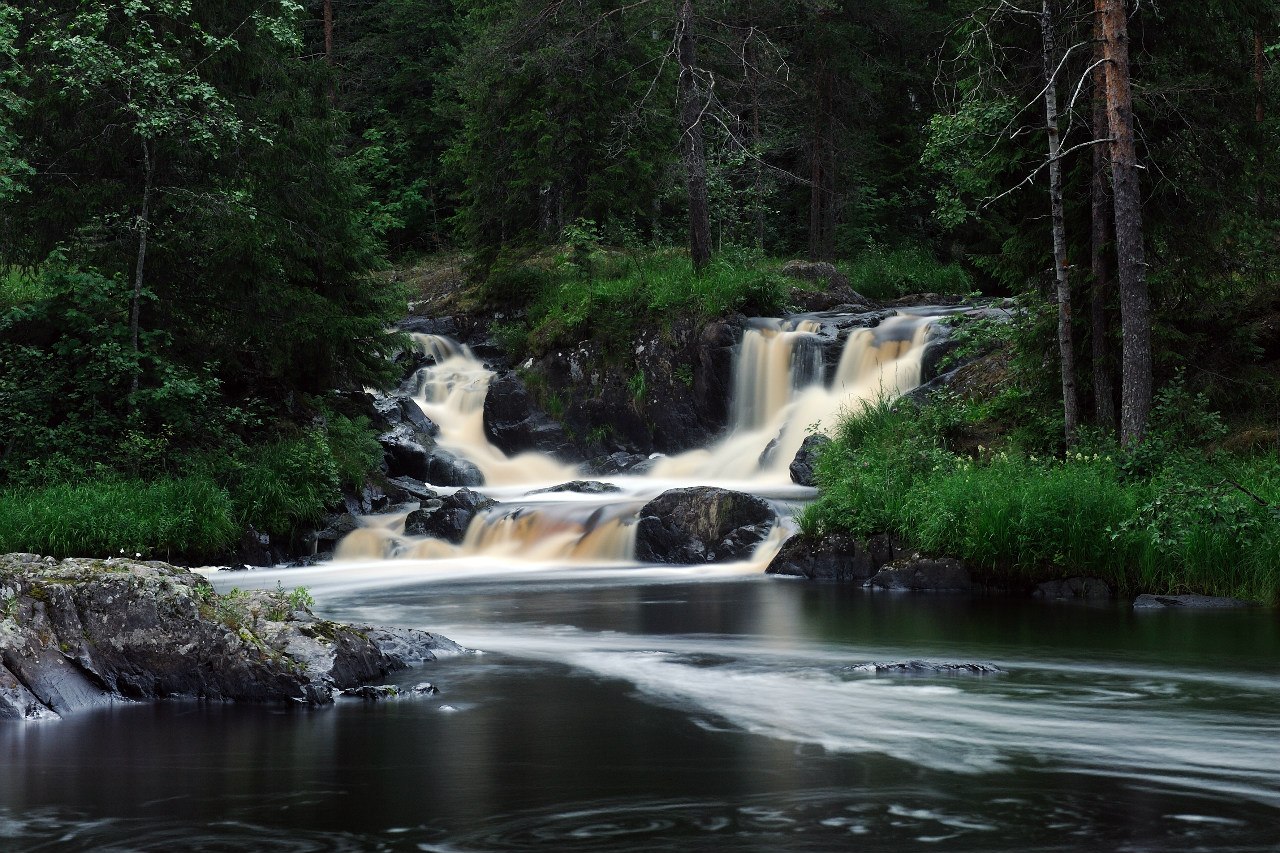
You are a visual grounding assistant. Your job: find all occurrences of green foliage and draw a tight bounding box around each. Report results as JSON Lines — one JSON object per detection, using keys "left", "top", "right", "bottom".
{"left": 216, "top": 432, "right": 341, "bottom": 538}
{"left": 806, "top": 394, "right": 1280, "bottom": 602}
{"left": 487, "top": 248, "right": 789, "bottom": 357}
{"left": 840, "top": 246, "right": 973, "bottom": 300}
{"left": 0, "top": 476, "right": 238, "bottom": 560}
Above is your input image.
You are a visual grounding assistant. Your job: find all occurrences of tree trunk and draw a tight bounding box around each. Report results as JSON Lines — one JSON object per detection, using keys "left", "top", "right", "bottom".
{"left": 324, "top": 0, "right": 334, "bottom": 63}
{"left": 746, "top": 33, "right": 766, "bottom": 252}
{"left": 678, "top": 0, "right": 713, "bottom": 271}
{"left": 1098, "top": 0, "right": 1150, "bottom": 445}
{"left": 1041, "top": 0, "right": 1079, "bottom": 446}
{"left": 1255, "top": 26, "right": 1267, "bottom": 210}
{"left": 1089, "top": 17, "right": 1116, "bottom": 431}
{"left": 808, "top": 63, "right": 835, "bottom": 261}
{"left": 130, "top": 141, "right": 155, "bottom": 398}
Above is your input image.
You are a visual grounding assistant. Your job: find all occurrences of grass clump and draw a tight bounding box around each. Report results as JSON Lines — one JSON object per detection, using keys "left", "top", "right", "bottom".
{"left": 0, "top": 476, "right": 239, "bottom": 561}
{"left": 481, "top": 244, "right": 789, "bottom": 356}
{"left": 839, "top": 245, "right": 972, "bottom": 301}
{"left": 803, "top": 394, "right": 1280, "bottom": 602}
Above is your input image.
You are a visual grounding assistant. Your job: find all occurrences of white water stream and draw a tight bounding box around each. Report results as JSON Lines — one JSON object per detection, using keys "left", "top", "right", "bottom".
{"left": 335, "top": 308, "right": 946, "bottom": 566}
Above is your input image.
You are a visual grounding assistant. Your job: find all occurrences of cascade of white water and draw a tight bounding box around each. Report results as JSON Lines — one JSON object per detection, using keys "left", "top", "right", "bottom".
{"left": 409, "top": 333, "right": 578, "bottom": 487}
{"left": 336, "top": 309, "right": 946, "bottom": 565}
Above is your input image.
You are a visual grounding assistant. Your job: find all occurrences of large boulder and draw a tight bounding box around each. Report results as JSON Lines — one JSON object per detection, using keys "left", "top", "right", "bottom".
{"left": 765, "top": 533, "right": 896, "bottom": 583}
{"left": 634, "top": 487, "right": 776, "bottom": 564}
{"left": 483, "top": 372, "right": 578, "bottom": 459}
{"left": 378, "top": 425, "right": 484, "bottom": 487}
{"left": 373, "top": 395, "right": 439, "bottom": 437}
{"left": 788, "top": 434, "right": 832, "bottom": 486}
{"left": 403, "top": 488, "right": 497, "bottom": 543}
{"left": 0, "top": 555, "right": 463, "bottom": 720}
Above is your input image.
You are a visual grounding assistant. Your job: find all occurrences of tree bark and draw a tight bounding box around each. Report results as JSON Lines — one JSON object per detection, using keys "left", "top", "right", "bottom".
{"left": 1098, "top": 0, "right": 1150, "bottom": 445}
{"left": 130, "top": 140, "right": 155, "bottom": 398}
{"left": 1255, "top": 26, "right": 1267, "bottom": 210}
{"left": 808, "top": 62, "right": 835, "bottom": 261}
{"left": 746, "top": 32, "right": 765, "bottom": 251}
{"left": 678, "top": 0, "right": 712, "bottom": 271}
{"left": 1041, "top": 0, "right": 1079, "bottom": 446}
{"left": 324, "top": 0, "right": 334, "bottom": 63}
{"left": 1089, "top": 11, "right": 1116, "bottom": 431}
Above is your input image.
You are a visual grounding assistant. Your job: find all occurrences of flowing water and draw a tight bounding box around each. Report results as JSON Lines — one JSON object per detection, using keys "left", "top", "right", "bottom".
{"left": 3, "top": 308, "right": 1277, "bottom": 851}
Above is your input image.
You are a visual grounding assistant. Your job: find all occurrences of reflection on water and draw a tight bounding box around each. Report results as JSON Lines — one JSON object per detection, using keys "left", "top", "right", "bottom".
{"left": 3, "top": 575, "right": 1277, "bottom": 851}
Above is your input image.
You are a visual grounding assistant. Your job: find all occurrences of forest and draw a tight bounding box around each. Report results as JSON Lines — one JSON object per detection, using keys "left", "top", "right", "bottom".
{"left": 0, "top": 0, "right": 1277, "bottom": 596}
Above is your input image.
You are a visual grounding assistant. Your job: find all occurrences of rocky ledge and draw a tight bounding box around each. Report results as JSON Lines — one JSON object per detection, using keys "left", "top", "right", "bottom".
{"left": 0, "top": 554, "right": 463, "bottom": 721}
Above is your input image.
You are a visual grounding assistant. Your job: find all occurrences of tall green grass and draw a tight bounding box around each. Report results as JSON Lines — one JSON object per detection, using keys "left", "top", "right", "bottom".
{"left": 803, "top": 398, "right": 1280, "bottom": 602}
{"left": 839, "top": 246, "right": 972, "bottom": 301}
{"left": 0, "top": 266, "right": 54, "bottom": 309}
{"left": 0, "top": 476, "right": 238, "bottom": 560}
{"left": 485, "top": 247, "right": 788, "bottom": 355}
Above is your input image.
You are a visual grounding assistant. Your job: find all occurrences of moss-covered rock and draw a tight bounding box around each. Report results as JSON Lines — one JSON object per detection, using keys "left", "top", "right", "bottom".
{"left": 0, "top": 554, "right": 463, "bottom": 721}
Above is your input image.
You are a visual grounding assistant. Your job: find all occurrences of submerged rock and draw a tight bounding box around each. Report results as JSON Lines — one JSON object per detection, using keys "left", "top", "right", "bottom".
{"left": 527, "top": 480, "right": 623, "bottom": 495}
{"left": 869, "top": 557, "right": 972, "bottom": 592}
{"left": 1035, "top": 577, "right": 1113, "bottom": 601}
{"left": 585, "top": 452, "right": 655, "bottom": 476}
{"left": 403, "top": 488, "right": 496, "bottom": 543}
{"left": 0, "top": 555, "right": 463, "bottom": 721}
{"left": 1133, "top": 594, "right": 1260, "bottom": 610}
{"left": 634, "top": 487, "right": 776, "bottom": 564}
{"left": 846, "top": 661, "right": 1003, "bottom": 676}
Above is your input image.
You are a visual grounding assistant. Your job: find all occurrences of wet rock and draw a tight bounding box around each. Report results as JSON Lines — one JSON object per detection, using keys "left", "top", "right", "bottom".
{"left": 765, "top": 533, "right": 896, "bottom": 583}
{"left": 919, "top": 323, "right": 962, "bottom": 384}
{"left": 397, "top": 315, "right": 460, "bottom": 338}
{"left": 0, "top": 555, "right": 462, "bottom": 720}
{"left": 374, "top": 395, "right": 439, "bottom": 437}
{"left": 527, "top": 480, "right": 623, "bottom": 495}
{"left": 341, "top": 681, "right": 441, "bottom": 700}
{"left": 869, "top": 557, "right": 972, "bottom": 592}
{"left": 788, "top": 434, "right": 832, "bottom": 486}
{"left": 634, "top": 487, "right": 776, "bottom": 565}
{"left": 483, "top": 372, "right": 578, "bottom": 460}
{"left": 1133, "top": 594, "right": 1260, "bottom": 610}
{"left": 1035, "top": 577, "right": 1113, "bottom": 601}
{"left": 585, "top": 452, "right": 656, "bottom": 476}
{"left": 379, "top": 425, "right": 484, "bottom": 487}
{"left": 310, "top": 513, "right": 361, "bottom": 554}
{"left": 403, "top": 488, "right": 496, "bottom": 543}
{"left": 386, "top": 476, "right": 439, "bottom": 502}
{"left": 694, "top": 318, "right": 743, "bottom": 434}
{"left": 846, "top": 661, "right": 1003, "bottom": 675}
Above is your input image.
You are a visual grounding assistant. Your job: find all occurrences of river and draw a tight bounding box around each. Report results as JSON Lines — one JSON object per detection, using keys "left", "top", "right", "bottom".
{"left": 3, "top": 307, "right": 1277, "bottom": 850}
{"left": 2, "top": 567, "right": 1278, "bottom": 851}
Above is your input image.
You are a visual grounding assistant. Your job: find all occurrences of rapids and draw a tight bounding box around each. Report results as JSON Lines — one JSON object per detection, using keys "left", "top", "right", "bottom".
{"left": 335, "top": 306, "right": 949, "bottom": 565}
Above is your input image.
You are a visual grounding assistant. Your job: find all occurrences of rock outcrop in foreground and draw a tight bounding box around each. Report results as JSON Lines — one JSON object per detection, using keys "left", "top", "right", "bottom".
{"left": 0, "top": 554, "right": 462, "bottom": 721}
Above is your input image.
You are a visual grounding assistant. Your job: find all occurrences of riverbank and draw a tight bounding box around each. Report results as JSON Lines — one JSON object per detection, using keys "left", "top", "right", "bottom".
{"left": 795, "top": 370, "right": 1280, "bottom": 604}
{"left": 0, "top": 554, "right": 462, "bottom": 720}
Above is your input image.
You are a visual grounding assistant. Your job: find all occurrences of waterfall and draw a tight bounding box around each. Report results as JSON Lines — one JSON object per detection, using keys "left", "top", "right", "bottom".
{"left": 337, "top": 308, "right": 948, "bottom": 566}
